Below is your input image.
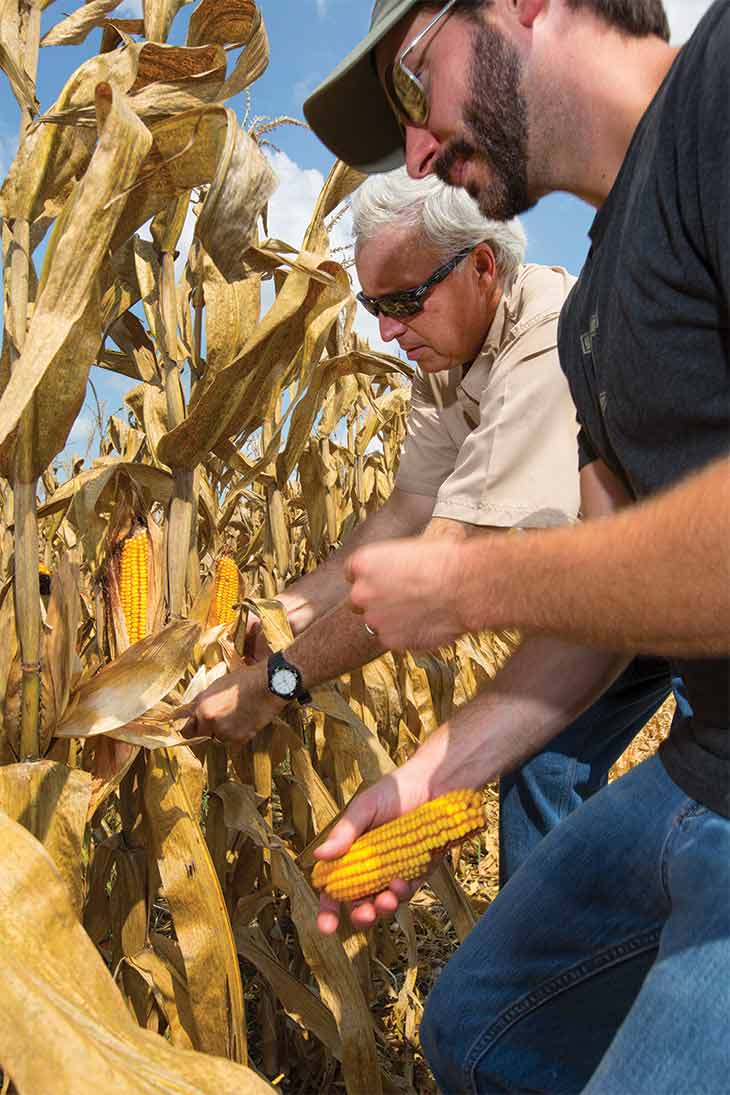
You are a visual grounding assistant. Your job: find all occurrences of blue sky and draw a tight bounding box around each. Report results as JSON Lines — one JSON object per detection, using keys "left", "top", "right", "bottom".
{"left": 0, "top": 0, "right": 712, "bottom": 461}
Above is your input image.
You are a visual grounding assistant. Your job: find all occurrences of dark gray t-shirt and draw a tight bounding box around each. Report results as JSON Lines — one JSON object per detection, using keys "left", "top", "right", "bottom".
{"left": 558, "top": 0, "right": 730, "bottom": 817}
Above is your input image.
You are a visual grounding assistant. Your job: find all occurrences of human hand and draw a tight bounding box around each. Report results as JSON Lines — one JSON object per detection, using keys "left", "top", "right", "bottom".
{"left": 242, "top": 613, "right": 273, "bottom": 662}
{"left": 346, "top": 537, "right": 473, "bottom": 651}
{"left": 183, "top": 661, "right": 284, "bottom": 744}
{"left": 314, "top": 774, "right": 432, "bottom": 934}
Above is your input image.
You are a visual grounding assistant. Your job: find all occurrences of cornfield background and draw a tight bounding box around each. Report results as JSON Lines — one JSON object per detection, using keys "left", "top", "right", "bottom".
{"left": 0, "top": 3, "right": 674, "bottom": 1092}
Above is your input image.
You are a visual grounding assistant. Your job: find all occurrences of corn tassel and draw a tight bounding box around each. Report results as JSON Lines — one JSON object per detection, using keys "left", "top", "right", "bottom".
{"left": 211, "top": 556, "right": 240, "bottom": 626}
{"left": 311, "top": 789, "right": 485, "bottom": 902}
{"left": 119, "top": 529, "right": 150, "bottom": 645}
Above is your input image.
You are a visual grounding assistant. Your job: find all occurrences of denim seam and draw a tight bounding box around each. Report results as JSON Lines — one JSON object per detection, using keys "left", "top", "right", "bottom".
{"left": 658, "top": 799, "right": 706, "bottom": 901}
{"left": 557, "top": 755, "right": 578, "bottom": 817}
{"left": 462, "top": 927, "right": 662, "bottom": 1093}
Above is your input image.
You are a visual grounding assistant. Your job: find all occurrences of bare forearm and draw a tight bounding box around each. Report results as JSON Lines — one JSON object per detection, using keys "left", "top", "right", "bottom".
{"left": 455, "top": 457, "right": 730, "bottom": 656}
{"left": 280, "top": 490, "right": 433, "bottom": 635}
{"left": 395, "top": 639, "right": 628, "bottom": 796}
{"left": 287, "top": 516, "right": 484, "bottom": 688}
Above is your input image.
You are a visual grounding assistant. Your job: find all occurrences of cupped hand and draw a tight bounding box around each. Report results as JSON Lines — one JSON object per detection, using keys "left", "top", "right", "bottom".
{"left": 345, "top": 537, "right": 472, "bottom": 652}
{"left": 313, "top": 774, "right": 431, "bottom": 934}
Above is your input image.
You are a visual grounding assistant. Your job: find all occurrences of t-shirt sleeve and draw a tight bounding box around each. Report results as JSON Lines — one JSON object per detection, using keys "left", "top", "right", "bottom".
{"left": 395, "top": 368, "right": 460, "bottom": 497}
{"left": 432, "top": 312, "right": 581, "bottom": 528}
{"left": 577, "top": 425, "right": 597, "bottom": 469}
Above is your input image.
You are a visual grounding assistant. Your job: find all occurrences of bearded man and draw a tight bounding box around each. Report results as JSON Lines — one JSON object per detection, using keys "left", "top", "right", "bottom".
{"left": 304, "top": 1, "right": 730, "bottom": 1091}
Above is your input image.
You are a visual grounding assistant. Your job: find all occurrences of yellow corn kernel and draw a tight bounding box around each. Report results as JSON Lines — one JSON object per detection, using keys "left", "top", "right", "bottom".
{"left": 211, "top": 556, "right": 240, "bottom": 626}
{"left": 119, "top": 529, "right": 149, "bottom": 645}
{"left": 311, "top": 789, "right": 485, "bottom": 903}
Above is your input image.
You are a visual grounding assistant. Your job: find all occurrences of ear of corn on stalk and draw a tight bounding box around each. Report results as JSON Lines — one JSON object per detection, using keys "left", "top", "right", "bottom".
{"left": 209, "top": 556, "right": 240, "bottom": 627}
{"left": 311, "top": 789, "right": 485, "bottom": 902}
{"left": 119, "top": 529, "right": 150, "bottom": 645}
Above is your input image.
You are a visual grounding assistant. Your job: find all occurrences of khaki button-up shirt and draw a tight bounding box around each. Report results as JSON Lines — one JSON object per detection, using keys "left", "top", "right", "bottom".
{"left": 395, "top": 264, "right": 580, "bottom": 528}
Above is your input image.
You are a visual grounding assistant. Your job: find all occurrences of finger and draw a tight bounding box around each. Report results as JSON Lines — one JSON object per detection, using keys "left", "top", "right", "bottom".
{"left": 315, "top": 793, "right": 380, "bottom": 860}
{"left": 179, "top": 716, "right": 199, "bottom": 740}
{"left": 388, "top": 877, "right": 416, "bottom": 902}
{"left": 317, "top": 893, "right": 341, "bottom": 935}
{"left": 349, "top": 900, "right": 377, "bottom": 929}
{"left": 372, "top": 889, "right": 400, "bottom": 917}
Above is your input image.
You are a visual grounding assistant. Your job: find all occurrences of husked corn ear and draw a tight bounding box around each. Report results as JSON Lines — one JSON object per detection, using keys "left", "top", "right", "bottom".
{"left": 311, "top": 789, "right": 485, "bottom": 903}
{"left": 119, "top": 529, "right": 149, "bottom": 645}
{"left": 211, "top": 556, "right": 240, "bottom": 626}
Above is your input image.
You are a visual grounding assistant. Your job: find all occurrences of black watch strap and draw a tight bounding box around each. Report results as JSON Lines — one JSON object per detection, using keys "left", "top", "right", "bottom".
{"left": 267, "top": 651, "right": 311, "bottom": 706}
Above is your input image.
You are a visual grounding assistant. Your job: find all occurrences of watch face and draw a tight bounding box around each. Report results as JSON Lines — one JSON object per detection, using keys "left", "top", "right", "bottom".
{"left": 271, "top": 666, "right": 298, "bottom": 698}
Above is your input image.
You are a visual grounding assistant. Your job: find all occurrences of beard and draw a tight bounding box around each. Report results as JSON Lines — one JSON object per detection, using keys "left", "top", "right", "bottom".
{"left": 435, "top": 18, "right": 532, "bottom": 221}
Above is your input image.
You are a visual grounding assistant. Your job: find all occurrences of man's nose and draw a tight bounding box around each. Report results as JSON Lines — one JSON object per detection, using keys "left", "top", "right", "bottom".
{"left": 378, "top": 313, "right": 408, "bottom": 341}
{"left": 404, "top": 126, "right": 441, "bottom": 178}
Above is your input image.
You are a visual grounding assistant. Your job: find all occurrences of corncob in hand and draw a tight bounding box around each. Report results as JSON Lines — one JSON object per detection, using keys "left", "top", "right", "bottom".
{"left": 119, "top": 528, "right": 150, "bottom": 645}
{"left": 311, "top": 789, "right": 485, "bottom": 903}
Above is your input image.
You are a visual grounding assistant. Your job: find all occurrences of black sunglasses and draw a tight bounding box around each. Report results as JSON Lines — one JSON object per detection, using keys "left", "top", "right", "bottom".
{"left": 356, "top": 246, "right": 473, "bottom": 320}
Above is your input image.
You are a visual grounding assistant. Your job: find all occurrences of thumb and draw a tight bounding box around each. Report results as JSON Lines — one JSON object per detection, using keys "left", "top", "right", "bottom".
{"left": 315, "top": 792, "right": 380, "bottom": 860}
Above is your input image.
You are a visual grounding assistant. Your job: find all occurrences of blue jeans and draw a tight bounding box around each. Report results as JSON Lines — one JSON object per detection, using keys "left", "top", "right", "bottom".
{"left": 499, "top": 657, "right": 674, "bottom": 884}
{"left": 421, "top": 753, "right": 730, "bottom": 1093}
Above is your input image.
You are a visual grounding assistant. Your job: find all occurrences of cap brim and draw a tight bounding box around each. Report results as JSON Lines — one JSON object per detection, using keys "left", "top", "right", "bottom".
{"left": 303, "top": 0, "right": 418, "bottom": 174}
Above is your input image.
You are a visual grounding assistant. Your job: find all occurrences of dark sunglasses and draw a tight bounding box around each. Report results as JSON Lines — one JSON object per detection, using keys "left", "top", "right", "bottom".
{"left": 356, "top": 246, "right": 473, "bottom": 319}
{"left": 383, "top": 0, "right": 457, "bottom": 128}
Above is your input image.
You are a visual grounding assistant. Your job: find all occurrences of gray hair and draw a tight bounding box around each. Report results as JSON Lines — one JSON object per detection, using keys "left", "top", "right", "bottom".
{"left": 351, "top": 167, "right": 527, "bottom": 287}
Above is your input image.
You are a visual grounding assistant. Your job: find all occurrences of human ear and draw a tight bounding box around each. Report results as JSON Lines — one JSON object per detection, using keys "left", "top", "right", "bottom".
{"left": 512, "top": 0, "right": 544, "bottom": 29}
{"left": 473, "top": 244, "right": 497, "bottom": 284}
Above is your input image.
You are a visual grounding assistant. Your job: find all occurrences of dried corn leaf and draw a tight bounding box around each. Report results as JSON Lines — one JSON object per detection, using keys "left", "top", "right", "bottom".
{"left": 144, "top": 746, "right": 247, "bottom": 1062}
{"left": 0, "top": 760, "right": 91, "bottom": 915}
{"left": 43, "top": 556, "right": 82, "bottom": 753}
{"left": 194, "top": 120, "right": 276, "bottom": 281}
{"left": 85, "top": 736, "right": 140, "bottom": 817}
{"left": 235, "top": 924, "right": 342, "bottom": 1059}
{"left": 302, "top": 159, "right": 366, "bottom": 256}
{"left": 0, "top": 39, "right": 38, "bottom": 114}
{"left": 56, "top": 619, "right": 200, "bottom": 739}
{"left": 108, "top": 311, "right": 159, "bottom": 383}
{"left": 157, "top": 257, "right": 349, "bottom": 468}
{"left": 144, "top": 0, "right": 189, "bottom": 46}
{"left": 187, "top": 0, "right": 269, "bottom": 100}
{"left": 217, "top": 782, "right": 383, "bottom": 1095}
{"left": 0, "top": 84, "right": 153, "bottom": 473}
{"left": 41, "top": 0, "right": 123, "bottom": 46}
{"left": 0, "top": 812, "right": 273, "bottom": 1093}
{"left": 126, "top": 943, "right": 197, "bottom": 1049}
{"left": 200, "top": 246, "right": 261, "bottom": 379}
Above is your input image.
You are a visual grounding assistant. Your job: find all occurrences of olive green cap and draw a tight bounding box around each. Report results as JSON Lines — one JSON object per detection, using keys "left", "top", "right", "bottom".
{"left": 303, "top": 0, "right": 422, "bottom": 174}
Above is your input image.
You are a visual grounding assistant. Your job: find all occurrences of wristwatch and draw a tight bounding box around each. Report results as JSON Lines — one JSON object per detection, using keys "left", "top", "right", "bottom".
{"left": 266, "top": 651, "right": 311, "bottom": 705}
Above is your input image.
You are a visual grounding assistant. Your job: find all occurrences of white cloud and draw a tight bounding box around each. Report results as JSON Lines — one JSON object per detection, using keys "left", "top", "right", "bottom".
{"left": 115, "top": 0, "right": 142, "bottom": 16}
{"left": 65, "top": 413, "right": 95, "bottom": 453}
{"left": 264, "top": 149, "right": 393, "bottom": 356}
{"left": 664, "top": 0, "right": 713, "bottom": 43}
{"left": 0, "top": 131, "right": 18, "bottom": 180}
{"left": 315, "top": 0, "right": 327, "bottom": 17}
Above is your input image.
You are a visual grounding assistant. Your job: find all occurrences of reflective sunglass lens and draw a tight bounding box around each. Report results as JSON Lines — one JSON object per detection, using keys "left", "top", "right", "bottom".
{"left": 392, "top": 63, "right": 429, "bottom": 126}
{"left": 381, "top": 298, "right": 422, "bottom": 319}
